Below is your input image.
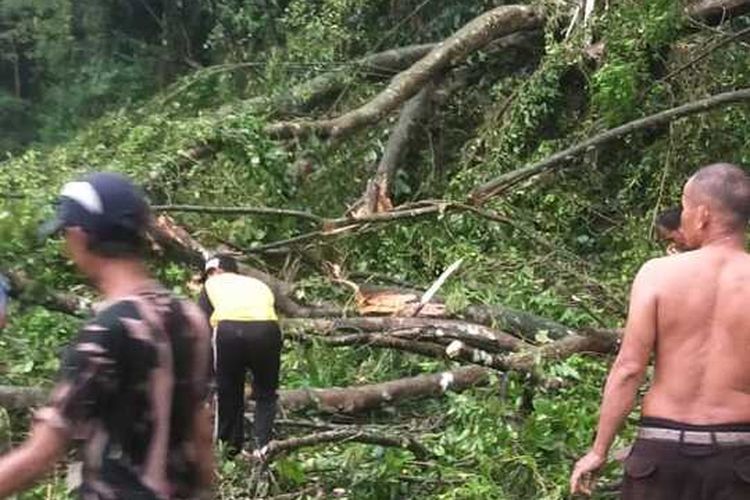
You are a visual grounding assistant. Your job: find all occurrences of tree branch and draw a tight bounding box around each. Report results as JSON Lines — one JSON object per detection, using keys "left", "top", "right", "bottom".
{"left": 282, "top": 317, "right": 525, "bottom": 352}
{"left": 152, "top": 204, "right": 323, "bottom": 224}
{"left": 3, "top": 270, "right": 89, "bottom": 318}
{"left": 470, "top": 88, "right": 750, "bottom": 204}
{"left": 276, "top": 365, "right": 491, "bottom": 413}
{"left": 349, "top": 81, "right": 438, "bottom": 217}
{"left": 260, "top": 429, "right": 431, "bottom": 461}
{"left": 265, "top": 5, "right": 544, "bottom": 139}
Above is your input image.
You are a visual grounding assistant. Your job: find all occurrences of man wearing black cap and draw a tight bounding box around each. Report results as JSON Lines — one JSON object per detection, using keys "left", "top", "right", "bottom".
{"left": 198, "top": 254, "right": 282, "bottom": 457}
{"left": 0, "top": 172, "right": 214, "bottom": 499}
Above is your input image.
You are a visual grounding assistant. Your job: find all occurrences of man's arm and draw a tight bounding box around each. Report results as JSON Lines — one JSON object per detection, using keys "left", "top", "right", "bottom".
{"left": 0, "top": 420, "right": 68, "bottom": 497}
{"left": 571, "top": 261, "right": 658, "bottom": 495}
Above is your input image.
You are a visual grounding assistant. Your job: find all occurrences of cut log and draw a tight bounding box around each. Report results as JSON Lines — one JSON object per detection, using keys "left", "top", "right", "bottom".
{"left": 265, "top": 5, "right": 544, "bottom": 139}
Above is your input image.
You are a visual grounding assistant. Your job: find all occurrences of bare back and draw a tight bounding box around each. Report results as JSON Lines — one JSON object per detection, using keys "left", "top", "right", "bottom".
{"left": 643, "top": 247, "right": 750, "bottom": 423}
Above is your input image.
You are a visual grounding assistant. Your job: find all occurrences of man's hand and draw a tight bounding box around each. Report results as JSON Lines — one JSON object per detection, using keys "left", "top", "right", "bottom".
{"left": 0, "top": 420, "right": 68, "bottom": 497}
{"left": 570, "top": 450, "right": 606, "bottom": 496}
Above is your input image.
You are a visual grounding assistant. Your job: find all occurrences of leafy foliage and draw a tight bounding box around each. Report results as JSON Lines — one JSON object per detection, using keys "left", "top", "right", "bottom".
{"left": 2, "top": 0, "right": 750, "bottom": 498}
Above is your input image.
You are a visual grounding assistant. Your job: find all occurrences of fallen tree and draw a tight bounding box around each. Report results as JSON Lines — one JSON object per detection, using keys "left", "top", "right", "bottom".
{"left": 688, "top": 0, "right": 750, "bottom": 23}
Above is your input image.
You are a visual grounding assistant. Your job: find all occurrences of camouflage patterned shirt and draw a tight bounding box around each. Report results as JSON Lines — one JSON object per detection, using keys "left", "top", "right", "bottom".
{"left": 35, "top": 284, "right": 211, "bottom": 499}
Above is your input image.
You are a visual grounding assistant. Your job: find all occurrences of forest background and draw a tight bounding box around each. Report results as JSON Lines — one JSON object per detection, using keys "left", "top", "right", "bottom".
{"left": 1, "top": 0, "right": 749, "bottom": 498}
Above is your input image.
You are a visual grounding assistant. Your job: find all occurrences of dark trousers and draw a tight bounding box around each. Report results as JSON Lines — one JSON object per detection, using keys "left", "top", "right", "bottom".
{"left": 213, "top": 320, "right": 282, "bottom": 454}
{"left": 623, "top": 417, "right": 750, "bottom": 500}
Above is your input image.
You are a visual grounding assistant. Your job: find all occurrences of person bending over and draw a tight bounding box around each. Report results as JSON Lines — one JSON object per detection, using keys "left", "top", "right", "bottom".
{"left": 198, "top": 254, "right": 282, "bottom": 457}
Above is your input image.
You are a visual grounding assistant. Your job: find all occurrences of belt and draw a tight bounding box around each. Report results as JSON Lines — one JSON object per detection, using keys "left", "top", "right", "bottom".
{"left": 638, "top": 427, "right": 750, "bottom": 446}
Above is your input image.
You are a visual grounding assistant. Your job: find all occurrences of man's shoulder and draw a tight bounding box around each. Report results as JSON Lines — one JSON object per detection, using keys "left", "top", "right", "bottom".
{"left": 91, "top": 298, "right": 141, "bottom": 327}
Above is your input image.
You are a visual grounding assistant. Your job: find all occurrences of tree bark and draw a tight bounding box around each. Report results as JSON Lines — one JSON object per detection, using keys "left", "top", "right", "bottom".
{"left": 276, "top": 365, "right": 491, "bottom": 413}
{"left": 260, "top": 429, "right": 431, "bottom": 461}
{"left": 688, "top": 0, "right": 750, "bottom": 23}
{"left": 282, "top": 317, "right": 525, "bottom": 352}
{"left": 350, "top": 82, "right": 437, "bottom": 217}
{"left": 265, "top": 5, "right": 544, "bottom": 139}
{"left": 287, "top": 330, "right": 449, "bottom": 359}
{"left": 470, "top": 88, "right": 750, "bottom": 204}
{"left": 0, "top": 386, "right": 47, "bottom": 409}
{"left": 3, "top": 270, "right": 89, "bottom": 318}
{"left": 459, "top": 304, "right": 575, "bottom": 341}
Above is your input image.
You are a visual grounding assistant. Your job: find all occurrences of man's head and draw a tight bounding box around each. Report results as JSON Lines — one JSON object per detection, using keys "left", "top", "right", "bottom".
{"left": 655, "top": 206, "right": 689, "bottom": 252}
{"left": 681, "top": 163, "right": 750, "bottom": 248}
{"left": 203, "top": 254, "right": 239, "bottom": 281}
{"left": 40, "top": 172, "right": 150, "bottom": 281}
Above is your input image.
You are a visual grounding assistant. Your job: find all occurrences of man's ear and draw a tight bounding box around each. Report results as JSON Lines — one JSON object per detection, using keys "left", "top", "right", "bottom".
{"left": 697, "top": 205, "right": 710, "bottom": 229}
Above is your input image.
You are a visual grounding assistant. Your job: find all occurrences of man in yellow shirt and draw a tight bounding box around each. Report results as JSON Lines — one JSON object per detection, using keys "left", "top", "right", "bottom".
{"left": 198, "top": 254, "right": 282, "bottom": 457}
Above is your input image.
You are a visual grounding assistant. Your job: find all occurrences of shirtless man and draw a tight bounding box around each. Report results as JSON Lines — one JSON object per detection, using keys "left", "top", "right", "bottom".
{"left": 570, "top": 163, "right": 750, "bottom": 498}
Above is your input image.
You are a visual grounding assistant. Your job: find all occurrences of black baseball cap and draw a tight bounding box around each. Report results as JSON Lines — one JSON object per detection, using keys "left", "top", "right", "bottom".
{"left": 39, "top": 172, "right": 150, "bottom": 243}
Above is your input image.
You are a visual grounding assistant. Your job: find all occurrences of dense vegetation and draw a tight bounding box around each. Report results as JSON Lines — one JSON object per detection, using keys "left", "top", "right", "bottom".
{"left": 2, "top": 0, "right": 750, "bottom": 498}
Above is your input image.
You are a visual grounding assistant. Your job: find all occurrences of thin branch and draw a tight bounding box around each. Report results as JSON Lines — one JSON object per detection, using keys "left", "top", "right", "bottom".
{"left": 151, "top": 204, "right": 323, "bottom": 223}
{"left": 656, "top": 25, "right": 750, "bottom": 86}
{"left": 259, "top": 429, "right": 431, "bottom": 461}
{"left": 471, "top": 88, "right": 750, "bottom": 204}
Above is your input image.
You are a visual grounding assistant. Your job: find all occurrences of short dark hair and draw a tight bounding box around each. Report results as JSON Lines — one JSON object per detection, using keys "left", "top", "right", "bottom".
{"left": 656, "top": 207, "right": 681, "bottom": 232}
{"left": 691, "top": 163, "right": 750, "bottom": 229}
{"left": 89, "top": 235, "right": 146, "bottom": 259}
{"left": 213, "top": 254, "right": 238, "bottom": 273}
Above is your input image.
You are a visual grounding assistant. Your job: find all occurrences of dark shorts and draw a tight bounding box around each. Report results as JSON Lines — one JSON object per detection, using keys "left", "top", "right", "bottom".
{"left": 622, "top": 417, "right": 750, "bottom": 500}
